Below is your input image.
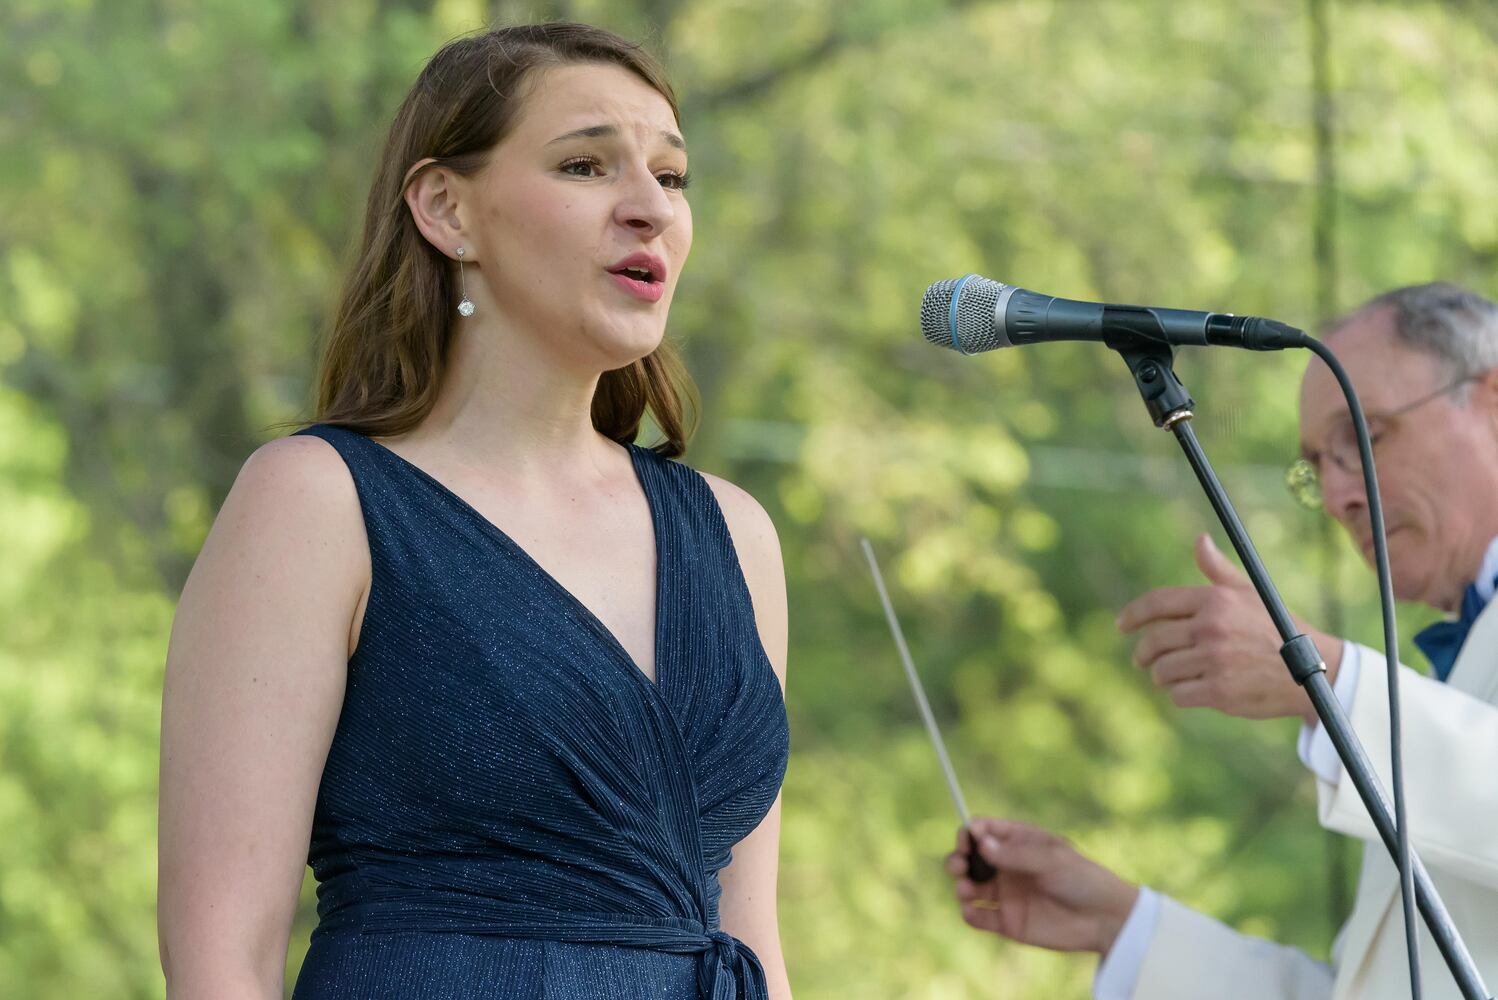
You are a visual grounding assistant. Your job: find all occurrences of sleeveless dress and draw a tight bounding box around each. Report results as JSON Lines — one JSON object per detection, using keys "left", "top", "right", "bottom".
{"left": 288, "top": 425, "right": 790, "bottom": 1000}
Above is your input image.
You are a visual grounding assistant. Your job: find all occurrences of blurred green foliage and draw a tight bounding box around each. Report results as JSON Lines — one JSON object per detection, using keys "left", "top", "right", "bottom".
{"left": 3, "top": 0, "right": 1496, "bottom": 996}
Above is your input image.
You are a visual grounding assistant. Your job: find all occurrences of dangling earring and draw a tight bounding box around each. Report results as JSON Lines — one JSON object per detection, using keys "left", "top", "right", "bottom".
{"left": 455, "top": 247, "right": 475, "bottom": 317}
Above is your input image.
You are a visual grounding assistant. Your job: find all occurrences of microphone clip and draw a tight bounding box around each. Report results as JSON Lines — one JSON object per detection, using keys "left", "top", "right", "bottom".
{"left": 1115, "top": 340, "right": 1195, "bottom": 429}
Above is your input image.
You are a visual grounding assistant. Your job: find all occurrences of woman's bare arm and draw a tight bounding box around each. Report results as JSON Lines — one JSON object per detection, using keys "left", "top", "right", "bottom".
{"left": 703, "top": 473, "right": 792, "bottom": 1000}
{"left": 158, "top": 436, "right": 367, "bottom": 999}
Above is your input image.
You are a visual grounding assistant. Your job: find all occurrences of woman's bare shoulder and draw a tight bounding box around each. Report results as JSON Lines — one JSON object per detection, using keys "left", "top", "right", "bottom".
{"left": 696, "top": 471, "right": 781, "bottom": 564}
{"left": 696, "top": 470, "right": 787, "bottom": 679}
{"left": 232, "top": 433, "right": 359, "bottom": 513}
{"left": 182, "top": 433, "right": 368, "bottom": 621}
{"left": 213, "top": 434, "right": 363, "bottom": 543}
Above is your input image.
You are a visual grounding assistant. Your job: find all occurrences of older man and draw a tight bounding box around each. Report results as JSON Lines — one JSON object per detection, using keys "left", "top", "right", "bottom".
{"left": 947, "top": 283, "right": 1498, "bottom": 999}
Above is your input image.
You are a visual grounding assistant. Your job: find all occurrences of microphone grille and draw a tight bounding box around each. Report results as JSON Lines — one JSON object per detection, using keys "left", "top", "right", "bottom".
{"left": 920, "top": 275, "right": 1010, "bottom": 354}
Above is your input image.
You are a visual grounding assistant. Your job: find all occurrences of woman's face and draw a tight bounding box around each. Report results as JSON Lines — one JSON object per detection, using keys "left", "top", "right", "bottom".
{"left": 465, "top": 61, "right": 693, "bottom": 373}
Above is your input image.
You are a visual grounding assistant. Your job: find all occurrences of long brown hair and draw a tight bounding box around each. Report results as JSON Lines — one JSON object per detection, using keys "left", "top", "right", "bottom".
{"left": 313, "top": 23, "right": 697, "bottom": 456}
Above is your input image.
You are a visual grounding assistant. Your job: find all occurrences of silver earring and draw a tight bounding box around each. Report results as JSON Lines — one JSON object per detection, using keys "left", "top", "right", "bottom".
{"left": 456, "top": 247, "right": 475, "bottom": 317}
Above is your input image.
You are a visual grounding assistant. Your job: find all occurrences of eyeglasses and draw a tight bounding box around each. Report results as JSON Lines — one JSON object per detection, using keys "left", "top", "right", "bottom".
{"left": 1285, "top": 371, "right": 1483, "bottom": 510}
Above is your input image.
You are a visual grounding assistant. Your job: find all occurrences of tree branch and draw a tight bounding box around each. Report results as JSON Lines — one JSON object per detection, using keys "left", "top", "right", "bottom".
{"left": 689, "top": 0, "right": 983, "bottom": 115}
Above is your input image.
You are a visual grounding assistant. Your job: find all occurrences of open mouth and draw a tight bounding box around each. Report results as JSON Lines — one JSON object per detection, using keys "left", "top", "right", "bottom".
{"left": 610, "top": 265, "right": 659, "bottom": 284}
{"left": 605, "top": 254, "right": 667, "bottom": 302}
{"left": 606, "top": 252, "right": 667, "bottom": 285}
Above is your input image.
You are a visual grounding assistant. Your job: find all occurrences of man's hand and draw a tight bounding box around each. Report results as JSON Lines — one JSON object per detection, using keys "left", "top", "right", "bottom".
{"left": 944, "top": 818, "right": 1139, "bottom": 956}
{"left": 1117, "top": 534, "right": 1343, "bottom": 724}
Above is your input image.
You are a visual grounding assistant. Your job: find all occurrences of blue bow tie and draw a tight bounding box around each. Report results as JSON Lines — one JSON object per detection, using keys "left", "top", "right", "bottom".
{"left": 1413, "top": 577, "right": 1495, "bottom": 682}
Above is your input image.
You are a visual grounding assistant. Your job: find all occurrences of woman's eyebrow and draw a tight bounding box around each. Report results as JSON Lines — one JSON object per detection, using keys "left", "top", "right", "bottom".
{"left": 547, "top": 123, "right": 686, "bottom": 151}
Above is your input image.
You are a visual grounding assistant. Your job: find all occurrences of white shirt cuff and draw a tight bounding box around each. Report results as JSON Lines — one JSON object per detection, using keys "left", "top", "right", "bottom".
{"left": 1093, "top": 886, "right": 1161, "bottom": 1000}
{"left": 1296, "top": 640, "right": 1363, "bottom": 785}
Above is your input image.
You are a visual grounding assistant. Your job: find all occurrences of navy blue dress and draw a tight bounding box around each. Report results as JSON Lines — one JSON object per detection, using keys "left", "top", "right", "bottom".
{"left": 288, "top": 425, "right": 790, "bottom": 1000}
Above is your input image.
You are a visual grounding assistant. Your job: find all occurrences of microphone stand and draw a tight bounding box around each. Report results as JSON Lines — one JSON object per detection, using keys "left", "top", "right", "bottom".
{"left": 1114, "top": 339, "right": 1491, "bottom": 1000}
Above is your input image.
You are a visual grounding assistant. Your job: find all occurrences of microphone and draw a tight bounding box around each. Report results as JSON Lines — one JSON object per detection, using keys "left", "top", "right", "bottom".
{"left": 920, "top": 275, "right": 1306, "bottom": 354}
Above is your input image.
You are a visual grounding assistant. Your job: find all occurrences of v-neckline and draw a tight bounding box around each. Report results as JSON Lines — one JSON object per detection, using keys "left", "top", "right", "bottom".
{"left": 358, "top": 432, "right": 666, "bottom": 691}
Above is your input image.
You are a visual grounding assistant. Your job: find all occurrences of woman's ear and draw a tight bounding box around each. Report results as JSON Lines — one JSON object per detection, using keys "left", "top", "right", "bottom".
{"left": 403, "top": 158, "right": 470, "bottom": 259}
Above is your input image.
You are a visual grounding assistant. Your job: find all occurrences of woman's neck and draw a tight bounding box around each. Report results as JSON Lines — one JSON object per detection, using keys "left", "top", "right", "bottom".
{"left": 397, "top": 320, "right": 618, "bottom": 479}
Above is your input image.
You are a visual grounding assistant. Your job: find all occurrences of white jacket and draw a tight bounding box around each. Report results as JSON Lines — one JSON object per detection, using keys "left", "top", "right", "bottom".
{"left": 1133, "top": 600, "right": 1498, "bottom": 999}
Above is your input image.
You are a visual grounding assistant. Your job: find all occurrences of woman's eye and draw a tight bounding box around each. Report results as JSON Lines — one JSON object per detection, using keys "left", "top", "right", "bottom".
{"left": 657, "top": 169, "right": 692, "bottom": 191}
{"left": 559, "top": 157, "right": 602, "bottom": 177}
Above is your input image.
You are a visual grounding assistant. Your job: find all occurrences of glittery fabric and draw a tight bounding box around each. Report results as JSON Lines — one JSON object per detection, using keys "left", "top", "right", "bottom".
{"left": 289, "top": 425, "right": 790, "bottom": 1000}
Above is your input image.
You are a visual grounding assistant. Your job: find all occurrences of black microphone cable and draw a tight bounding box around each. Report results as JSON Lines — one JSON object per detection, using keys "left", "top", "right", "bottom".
{"left": 1303, "top": 335, "right": 1421, "bottom": 1000}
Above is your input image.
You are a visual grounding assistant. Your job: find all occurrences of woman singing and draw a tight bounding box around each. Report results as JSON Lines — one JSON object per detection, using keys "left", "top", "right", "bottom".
{"left": 158, "top": 23, "right": 791, "bottom": 1000}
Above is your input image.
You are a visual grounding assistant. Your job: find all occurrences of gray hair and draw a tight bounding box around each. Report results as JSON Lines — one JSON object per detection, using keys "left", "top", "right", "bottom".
{"left": 1331, "top": 282, "right": 1498, "bottom": 401}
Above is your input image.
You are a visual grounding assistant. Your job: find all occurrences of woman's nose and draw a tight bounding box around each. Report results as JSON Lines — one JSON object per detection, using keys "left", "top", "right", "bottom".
{"left": 614, "top": 167, "right": 675, "bottom": 236}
